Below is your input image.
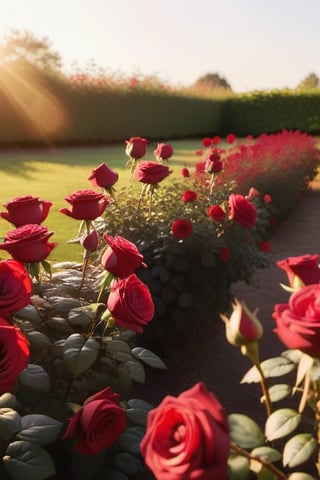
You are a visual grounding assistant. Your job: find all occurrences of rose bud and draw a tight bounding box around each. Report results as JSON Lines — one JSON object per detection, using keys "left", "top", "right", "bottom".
{"left": 221, "top": 298, "right": 263, "bottom": 347}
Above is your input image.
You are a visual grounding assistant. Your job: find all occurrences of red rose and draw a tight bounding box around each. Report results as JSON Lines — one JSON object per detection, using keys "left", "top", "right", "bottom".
{"left": 107, "top": 274, "right": 154, "bottom": 333}
{"left": 264, "top": 194, "right": 272, "bottom": 204}
{"left": 88, "top": 163, "right": 119, "bottom": 189}
{"left": 260, "top": 240, "right": 271, "bottom": 252}
{"left": 125, "top": 136, "right": 147, "bottom": 160}
{"left": 226, "top": 133, "right": 236, "bottom": 144}
{"left": 140, "top": 382, "right": 229, "bottom": 480}
{"left": 247, "top": 134, "right": 253, "bottom": 140}
{"left": 181, "top": 167, "right": 190, "bottom": 178}
{"left": 0, "top": 224, "right": 56, "bottom": 263}
{"left": 247, "top": 187, "right": 260, "bottom": 200}
{"left": 63, "top": 387, "right": 126, "bottom": 456}
{"left": 0, "top": 195, "right": 52, "bottom": 227}
{"left": 81, "top": 229, "right": 99, "bottom": 252}
{"left": 171, "top": 219, "right": 193, "bottom": 239}
{"left": 195, "top": 149, "right": 203, "bottom": 156}
{"left": 154, "top": 143, "right": 173, "bottom": 161}
{"left": 0, "top": 317, "right": 29, "bottom": 394}
{"left": 135, "top": 161, "right": 170, "bottom": 185}
{"left": 228, "top": 193, "right": 257, "bottom": 228}
{"left": 276, "top": 254, "right": 320, "bottom": 287}
{"left": 60, "top": 189, "right": 109, "bottom": 221}
{"left": 273, "top": 284, "right": 320, "bottom": 356}
{"left": 202, "top": 137, "right": 212, "bottom": 147}
{"left": 101, "top": 235, "right": 146, "bottom": 278}
{"left": 212, "top": 135, "right": 221, "bottom": 145}
{"left": 0, "top": 260, "right": 32, "bottom": 319}
{"left": 208, "top": 205, "right": 226, "bottom": 222}
{"left": 182, "top": 190, "right": 198, "bottom": 203}
{"left": 220, "top": 246, "right": 231, "bottom": 262}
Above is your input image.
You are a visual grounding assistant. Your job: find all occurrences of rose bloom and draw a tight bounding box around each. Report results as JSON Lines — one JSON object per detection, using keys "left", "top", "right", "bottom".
{"left": 60, "top": 189, "right": 109, "bottom": 221}
{"left": 125, "top": 136, "right": 147, "bottom": 160}
{"left": 63, "top": 387, "right": 126, "bottom": 456}
{"left": 0, "top": 195, "right": 52, "bottom": 227}
{"left": 264, "top": 194, "right": 272, "bottom": 204}
{"left": 226, "top": 133, "right": 236, "bottom": 144}
{"left": 220, "top": 246, "right": 231, "bottom": 262}
{"left": 247, "top": 134, "right": 254, "bottom": 140}
{"left": 171, "top": 219, "right": 193, "bottom": 239}
{"left": 195, "top": 149, "right": 203, "bottom": 156}
{"left": 247, "top": 187, "right": 260, "bottom": 200}
{"left": 202, "top": 137, "right": 212, "bottom": 147}
{"left": 273, "top": 284, "right": 320, "bottom": 356}
{"left": 182, "top": 190, "right": 198, "bottom": 203}
{"left": 208, "top": 205, "right": 226, "bottom": 222}
{"left": 0, "top": 317, "right": 29, "bottom": 394}
{"left": 181, "top": 167, "right": 190, "bottom": 178}
{"left": 260, "top": 240, "right": 271, "bottom": 252}
{"left": 107, "top": 274, "right": 154, "bottom": 333}
{"left": 228, "top": 193, "right": 257, "bottom": 228}
{"left": 0, "top": 224, "right": 57, "bottom": 263}
{"left": 212, "top": 135, "right": 221, "bottom": 144}
{"left": 276, "top": 254, "right": 320, "bottom": 287}
{"left": 0, "top": 260, "right": 32, "bottom": 319}
{"left": 140, "top": 382, "right": 229, "bottom": 480}
{"left": 135, "top": 161, "right": 171, "bottom": 185}
{"left": 154, "top": 143, "right": 173, "bottom": 161}
{"left": 101, "top": 235, "right": 146, "bottom": 278}
{"left": 88, "top": 163, "right": 119, "bottom": 189}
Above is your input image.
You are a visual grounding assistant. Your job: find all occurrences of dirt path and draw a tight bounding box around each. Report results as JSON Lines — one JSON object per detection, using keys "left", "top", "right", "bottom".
{"left": 134, "top": 182, "right": 320, "bottom": 420}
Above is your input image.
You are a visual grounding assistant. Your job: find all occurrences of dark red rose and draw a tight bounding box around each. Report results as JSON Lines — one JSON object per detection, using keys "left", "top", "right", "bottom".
{"left": 154, "top": 143, "right": 173, "bottom": 161}
{"left": 260, "top": 240, "right": 271, "bottom": 252}
{"left": 220, "top": 246, "right": 231, "bottom": 262}
{"left": 171, "top": 219, "right": 193, "bottom": 239}
{"left": 0, "top": 260, "right": 32, "bottom": 319}
{"left": 0, "top": 317, "right": 29, "bottom": 394}
{"left": 276, "top": 254, "right": 320, "bottom": 287}
{"left": 140, "top": 382, "right": 229, "bottom": 480}
{"left": 80, "top": 229, "right": 99, "bottom": 252}
{"left": 212, "top": 135, "right": 221, "bottom": 145}
{"left": 228, "top": 194, "right": 257, "bottom": 228}
{"left": 88, "top": 163, "right": 119, "bottom": 189}
{"left": 202, "top": 137, "right": 212, "bottom": 147}
{"left": 63, "top": 387, "right": 126, "bottom": 456}
{"left": 205, "top": 151, "right": 223, "bottom": 174}
{"left": 125, "top": 136, "right": 147, "bottom": 160}
{"left": 101, "top": 235, "right": 146, "bottom": 278}
{"left": 182, "top": 190, "right": 198, "bottom": 203}
{"left": 273, "top": 284, "right": 320, "bottom": 356}
{"left": 181, "top": 167, "right": 190, "bottom": 178}
{"left": 60, "top": 189, "right": 109, "bottom": 221}
{"left": 107, "top": 274, "right": 154, "bottom": 333}
{"left": 0, "top": 195, "right": 52, "bottom": 227}
{"left": 135, "top": 161, "right": 170, "bottom": 185}
{"left": 0, "top": 224, "right": 56, "bottom": 263}
{"left": 226, "top": 133, "right": 236, "bottom": 144}
{"left": 208, "top": 205, "right": 226, "bottom": 222}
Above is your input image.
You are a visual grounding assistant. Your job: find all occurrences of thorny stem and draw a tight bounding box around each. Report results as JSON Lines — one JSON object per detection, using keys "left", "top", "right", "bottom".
{"left": 79, "top": 220, "right": 92, "bottom": 293}
{"left": 230, "top": 442, "right": 287, "bottom": 480}
{"left": 255, "top": 360, "right": 273, "bottom": 417}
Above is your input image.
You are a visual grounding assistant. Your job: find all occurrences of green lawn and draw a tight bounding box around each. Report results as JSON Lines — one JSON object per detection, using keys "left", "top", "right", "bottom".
{"left": 0, "top": 139, "right": 205, "bottom": 262}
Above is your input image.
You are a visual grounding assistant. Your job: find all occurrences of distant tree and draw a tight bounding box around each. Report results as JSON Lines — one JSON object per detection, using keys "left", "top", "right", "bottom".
{"left": 192, "top": 72, "right": 232, "bottom": 92}
{"left": 297, "top": 73, "right": 320, "bottom": 90}
{"left": 0, "top": 29, "right": 62, "bottom": 71}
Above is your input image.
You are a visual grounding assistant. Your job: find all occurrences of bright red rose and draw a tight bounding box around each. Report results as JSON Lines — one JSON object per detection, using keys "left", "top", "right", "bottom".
{"left": 60, "top": 189, "right": 109, "bottom": 221}
{"left": 0, "top": 317, "right": 29, "bottom": 393}
{"left": 62, "top": 387, "right": 126, "bottom": 456}
{"left": 220, "top": 246, "right": 231, "bottom": 262}
{"left": 88, "top": 163, "right": 119, "bottom": 189}
{"left": 273, "top": 284, "right": 320, "bottom": 356}
{"left": 81, "top": 229, "right": 99, "bottom": 252}
{"left": 181, "top": 167, "right": 190, "bottom": 178}
{"left": 276, "top": 254, "right": 320, "bottom": 287}
{"left": 208, "top": 205, "right": 226, "bottom": 222}
{"left": 171, "top": 219, "right": 193, "bottom": 239}
{"left": 226, "top": 133, "right": 236, "bottom": 144}
{"left": 125, "top": 136, "right": 147, "bottom": 160}
{"left": 264, "top": 194, "right": 272, "bottom": 204}
{"left": 195, "top": 149, "right": 203, "bottom": 156}
{"left": 228, "top": 193, "right": 257, "bottom": 228}
{"left": 135, "top": 161, "right": 170, "bottom": 185}
{"left": 202, "top": 137, "right": 212, "bottom": 147}
{"left": 247, "top": 187, "right": 260, "bottom": 200}
{"left": 154, "top": 143, "right": 173, "bottom": 161}
{"left": 0, "top": 260, "right": 32, "bottom": 319}
{"left": 140, "top": 382, "right": 229, "bottom": 480}
{"left": 182, "top": 190, "right": 198, "bottom": 203}
{"left": 101, "top": 235, "right": 146, "bottom": 278}
{"left": 212, "top": 135, "right": 221, "bottom": 145}
{"left": 107, "top": 274, "right": 154, "bottom": 333}
{"left": 0, "top": 224, "right": 56, "bottom": 263}
{"left": 0, "top": 195, "right": 52, "bottom": 227}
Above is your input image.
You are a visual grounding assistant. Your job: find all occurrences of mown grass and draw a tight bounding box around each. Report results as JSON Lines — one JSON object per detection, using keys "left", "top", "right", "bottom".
{"left": 0, "top": 139, "right": 206, "bottom": 262}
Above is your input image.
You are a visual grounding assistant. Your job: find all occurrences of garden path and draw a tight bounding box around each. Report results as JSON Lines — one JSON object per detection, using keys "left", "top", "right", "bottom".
{"left": 134, "top": 180, "right": 320, "bottom": 421}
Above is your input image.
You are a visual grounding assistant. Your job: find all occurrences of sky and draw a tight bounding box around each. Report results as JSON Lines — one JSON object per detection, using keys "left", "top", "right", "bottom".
{"left": 0, "top": 0, "right": 319, "bottom": 93}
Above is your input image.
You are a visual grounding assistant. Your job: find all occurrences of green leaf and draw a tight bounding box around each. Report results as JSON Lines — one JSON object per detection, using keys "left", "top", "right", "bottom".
{"left": 282, "top": 349, "right": 303, "bottom": 364}
{"left": 63, "top": 334, "right": 100, "bottom": 377}
{"left": 265, "top": 409, "right": 301, "bottom": 441}
{"left": 97, "top": 466, "right": 128, "bottom": 480}
{"left": 264, "top": 384, "right": 292, "bottom": 403}
{"left": 283, "top": 433, "right": 317, "bottom": 468}
{"left": 17, "top": 414, "right": 63, "bottom": 446}
{"left": 0, "top": 393, "right": 17, "bottom": 409}
{"left": 228, "top": 414, "right": 264, "bottom": 449}
{"left": 241, "top": 357, "right": 295, "bottom": 383}
{"left": 40, "top": 260, "right": 52, "bottom": 277}
{"left": 0, "top": 408, "right": 21, "bottom": 433}
{"left": 18, "top": 364, "right": 51, "bottom": 393}
{"left": 123, "top": 360, "right": 145, "bottom": 383}
{"left": 227, "top": 454, "right": 250, "bottom": 480}
{"left": 3, "top": 440, "right": 55, "bottom": 480}
{"left": 251, "top": 446, "right": 282, "bottom": 464}
{"left": 111, "top": 453, "right": 143, "bottom": 476}
{"left": 131, "top": 347, "right": 167, "bottom": 369}
{"left": 288, "top": 473, "right": 317, "bottom": 480}
{"left": 257, "top": 468, "right": 278, "bottom": 480}
{"left": 117, "top": 426, "right": 146, "bottom": 456}
{"left": 295, "top": 353, "right": 314, "bottom": 388}
{"left": 105, "top": 339, "right": 132, "bottom": 355}
{"left": 71, "top": 449, "right": 107, "bottom": 480}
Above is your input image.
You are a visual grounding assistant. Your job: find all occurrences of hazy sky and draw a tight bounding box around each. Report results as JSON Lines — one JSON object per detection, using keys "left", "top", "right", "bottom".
{"left": 0, "top": 0, "right": 319, "bottom": 92}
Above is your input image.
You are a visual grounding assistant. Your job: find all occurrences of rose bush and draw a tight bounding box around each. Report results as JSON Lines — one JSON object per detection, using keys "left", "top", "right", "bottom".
{"left": 140, "top": 382, "right": 230, "bottom": 480}
{"left": 0, "top": 195, "right": 52, "bottom": 227}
